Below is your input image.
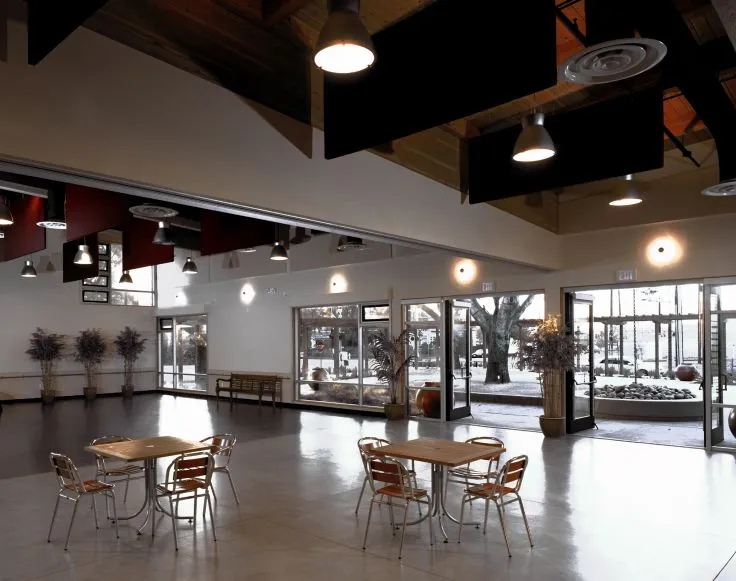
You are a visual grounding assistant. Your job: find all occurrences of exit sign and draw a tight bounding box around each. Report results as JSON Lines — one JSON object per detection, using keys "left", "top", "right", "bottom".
{"left": 616, "top": 269, "right": 636, "bottom": 282}
{"left": 481, "top": 281, "right": 495, "bottom": 293}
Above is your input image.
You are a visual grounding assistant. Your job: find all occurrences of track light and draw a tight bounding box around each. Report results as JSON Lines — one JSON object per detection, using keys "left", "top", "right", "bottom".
{"left": 512, "top": 113, "right": 556, "bottom": 163}
{"left": 609, "top": 174, "right": 643, "bottom": 206}
{"left": 119, "top": 270, "right": 133, "bottom": 284}
{"left": 36, "top": 190, "right": 67, "bottom": 230}
{"left": 270, "top": 242, "right": 289, "bottom": 261}
{"left": 182, "top": 257, "right": 198, "bottom": 275}
{"left": 314, "top": 0, "right": 375, "bottom": 74}
{"left": 21, "top": 259, "right": 37, "bottom": 278}
{"left": 73, "top": 244, "right": 93, "bottom": 265}
{"left": 152, "top": 221, "right": 174, "bottom": 245}
{"left": 0, "top": 197, "right": 13, "bottom": 226}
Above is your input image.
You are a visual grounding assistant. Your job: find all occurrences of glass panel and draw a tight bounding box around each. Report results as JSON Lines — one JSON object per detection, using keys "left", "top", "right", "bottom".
{"left": 110, "top": 290, "right": 155, "bottom": 307}
{"left": 110, "top": 243, "right": 155, "bottom": 293}
{"left": 405, "top": 303, "right": 442, "bottom": 418}
{"left": 174, "top": 315, "right": 207, "bottom": 391}
{"left": 451, "top": 306, "right": 469, "bottom": 410}
{"left": 361, "top": 325, "right": 390, "bottom": 407}
{"left": 362, "top": 304, "right": 390, "bottom": 321}
{"left": 573, "top": 300, "right": 593, "bottom": 420}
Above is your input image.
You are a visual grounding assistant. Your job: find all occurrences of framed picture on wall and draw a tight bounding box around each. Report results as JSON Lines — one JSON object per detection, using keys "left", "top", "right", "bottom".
{"left": 98, "top": 259, "right": 109, "bottom": 272}
{"left": 82, "top": 290, "right": 109, "bottom": 304}
{"left": 83, "top": 275, "right": 109, "bottom": 287}
{"left": 98, "top": 243, "right": 110, "bottom": 257}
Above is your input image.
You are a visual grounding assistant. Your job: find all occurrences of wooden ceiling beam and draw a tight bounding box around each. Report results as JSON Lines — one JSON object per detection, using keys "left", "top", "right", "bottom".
{"left": 262, "top": 0, "right": 314, "bottom": 26}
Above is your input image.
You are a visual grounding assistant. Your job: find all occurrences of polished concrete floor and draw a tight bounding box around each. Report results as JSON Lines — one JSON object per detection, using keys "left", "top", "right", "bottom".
{"left": 1, "top": 394, "right": 736, "bottom": 580}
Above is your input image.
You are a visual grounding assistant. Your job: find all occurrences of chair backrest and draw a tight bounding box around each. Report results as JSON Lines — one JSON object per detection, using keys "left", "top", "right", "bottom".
{"left": 357, "top": 437, "right": 391, "bottom": 460}
{"left": 465, "top": 436, "right": 505, "bottom": 474}
{"left": 90, "top": 435, "right": 133, "bottom": 471}
{"left": 201, "top": 434, "right": 237, "bottom": 463}
{"left": 166, "top": 453, "right": 214, "bottom": 488}
{"left": 365, "top": 456, "right": 414, "bottom": 498}
{"left": 496, "top": 455, "right": 529, "bottom": 495}
{"left": 49, "top": 452, "right": 87, "bottom": 493}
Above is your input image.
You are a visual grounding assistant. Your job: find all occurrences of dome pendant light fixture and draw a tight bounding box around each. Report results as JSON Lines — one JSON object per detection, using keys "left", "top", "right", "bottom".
{"left": 152, "top": 221, "right": 175, "bottom": 245}
{"left": 609, "top": 174, "right": 643, "bottom": 206}
{"left": 182, "top": 257, "right": 198, "bottom": 275}
{"left": 270, "top": 241, "right": 289, "bottom": 261}
{"left": 314, "top": 0, "right": 375, "bottom": 74}
{"left": 119, "top": 270, "right": 133, "bottom": 284}
{"left": 73, "top": 243, "right": 93, "bottom": 265}
{"left": 512, "top": 113, "right": 556, "bottom": 163}
{"left": 21, "top": 259, "right": 37, "bottom": 278}
{"left": 0, "top": 196, "right": 13, "bottom": 226}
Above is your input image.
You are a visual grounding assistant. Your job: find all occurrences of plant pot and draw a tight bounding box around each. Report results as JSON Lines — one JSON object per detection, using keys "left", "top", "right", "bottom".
{"left": 539, "top": 415, "right": 565, "bottom": 438}
{"left": 121, "top": 385, "right": 134, "bottom": 399}
{"left": 675, "top": 364, "right": 697, "bottom": 382}
{"left": 83, "top": 387, "right": 97, "bottom": 400}
{"left": 729, "top": 409, "right": 736, "bottom": 439}
{"left": 41, "top": 390, "right": 56, "bottom": 405}
{"left": 384, "top": 403, "right": 405, "bottom": 421}
{"left": 416, "top": 383, "right": 442, "bottom": 418}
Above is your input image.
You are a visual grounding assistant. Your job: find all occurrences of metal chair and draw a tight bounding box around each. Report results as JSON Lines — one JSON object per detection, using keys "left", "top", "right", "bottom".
{"left": 47, "top": 452, "right": 119, "bottom": 550}
{"left": 445, "top": 436, "right": 504, "bottom": 502}
{"left": 362, "top": 455, "right": 433, "bottom": 559}
{"left": 457, "top": 455, "right": 533, "bottom": 557}
{"left": 155, "top": 452, "right": 216, "bottom": 551}
{"left": 90, "top": 435, "right": 145, "bottom": 506}
{"left": 355, "top": 437, "right": 420, "bottom": 515}
{"left": 200, "top": 434, "right": 240, "bottom": 504}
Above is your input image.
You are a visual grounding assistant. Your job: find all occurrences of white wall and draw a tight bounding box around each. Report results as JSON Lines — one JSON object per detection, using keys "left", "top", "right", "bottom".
{"left": 0, "top": 19, "right": 560, "bottom": 270}
{"left": 0, "top": 233, "right": 155, "bottom": 399}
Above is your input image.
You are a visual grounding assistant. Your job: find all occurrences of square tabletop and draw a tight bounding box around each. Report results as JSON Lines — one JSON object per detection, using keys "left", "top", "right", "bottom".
{"left": 373, "top": 438, "right": 505, "bottom": 468}
{"left": 85, "top": 436, "right": 211, "bottom": 462}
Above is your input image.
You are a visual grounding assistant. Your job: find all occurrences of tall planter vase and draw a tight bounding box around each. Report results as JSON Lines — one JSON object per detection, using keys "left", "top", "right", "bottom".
{"left": 539, "top": 370, "right": 565, "bottom": 438}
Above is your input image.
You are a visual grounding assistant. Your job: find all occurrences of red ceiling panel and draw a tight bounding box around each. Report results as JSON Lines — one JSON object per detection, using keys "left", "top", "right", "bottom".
{"left": 65, "top": 184, "right": 133, "bottom": 241}
{"left": 122, "top": 219, "right": 173, "bottom": 270}
{"left": 0, "top": 196, "right": 46, "bottom": 262}
{"left": 199, "top": 210, "right": 275, "bottom": 256}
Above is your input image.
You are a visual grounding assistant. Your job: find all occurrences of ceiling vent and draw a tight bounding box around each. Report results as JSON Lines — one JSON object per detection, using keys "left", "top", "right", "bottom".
{"left": 337, "top": 236, "right": 368, "bottom": 252}
{"left": 128, "top": 204, "right": 179, "bottom": 220}
{"left": 559, "top": 38, "right": 667, "bottom": 85}
{"left": 702, "top": 179, "right": 736, "bottom": 197}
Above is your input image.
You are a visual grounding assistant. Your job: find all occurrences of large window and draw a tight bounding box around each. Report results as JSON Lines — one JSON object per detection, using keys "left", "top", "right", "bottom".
{"left": 158, "top": 315, "right": 208, "bottom": 391}
{"left": 296, "top": 303, "right": 390, "bottom": 407}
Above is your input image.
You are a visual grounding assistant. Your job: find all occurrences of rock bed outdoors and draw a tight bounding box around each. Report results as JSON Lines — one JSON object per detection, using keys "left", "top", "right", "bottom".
{"left": 587, "top": 383, "right": 696, "bottom": 400}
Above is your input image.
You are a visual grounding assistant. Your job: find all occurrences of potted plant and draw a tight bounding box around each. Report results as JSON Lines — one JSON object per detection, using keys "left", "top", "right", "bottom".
{"left": 367, "top": 328, "right": 414, "bottom": 420}
{"left": 114, "top": 326, "right": 147, "bottom": 398}
{"left": 74, "top": 329, "right": 107, "bottom": 400}
{"left": 26, "top": 328, "right": 65, "bottom": 404}
{"left": 518, "top": 315, "right": 576, "bottom": 437}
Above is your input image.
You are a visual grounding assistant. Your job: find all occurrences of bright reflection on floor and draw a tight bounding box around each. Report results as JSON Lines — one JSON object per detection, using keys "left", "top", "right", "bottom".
{"left": 157, "top": 395, "right": 213, "bottom": 439}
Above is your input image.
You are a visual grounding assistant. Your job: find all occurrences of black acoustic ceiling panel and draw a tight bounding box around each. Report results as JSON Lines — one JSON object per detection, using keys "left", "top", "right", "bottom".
{"left": 323, "top": 0, "right": 557, "bottom": 159}
{"left": 468, "top": 90, "right": 665, "bottom": 203}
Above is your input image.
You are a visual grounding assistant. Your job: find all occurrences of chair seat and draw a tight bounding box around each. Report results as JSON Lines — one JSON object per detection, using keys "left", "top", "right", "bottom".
{"left": 448, "top": 466, "right": 496, "bottom": 480}
{"left": 376, "top": 484, "right": 428, "bottom": 500}
{"left": 65, "top": 480, "right": 114, "bottom": 494}
{"left": 156, "top": 479, "right": 207, "bottom": 495}
{"left": 467, "top": 482, "right": 516, "bottom": 498}
{"left": 105, "top": 464, "right": 144, "bottom": 476}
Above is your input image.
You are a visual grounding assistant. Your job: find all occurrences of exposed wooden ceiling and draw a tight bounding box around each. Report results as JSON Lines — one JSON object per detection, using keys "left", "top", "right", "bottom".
{"left": 78, "top": 0, "right": 736, "bottom": 233}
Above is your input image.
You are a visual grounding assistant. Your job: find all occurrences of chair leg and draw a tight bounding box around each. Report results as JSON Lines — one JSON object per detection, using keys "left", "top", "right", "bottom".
{"left": 457, "top": 495, "right": 467, "bottom": 543}
{"left": 92, "top": 495, "right": 99, "bottom": 529}
{"left": 362, "top": 498, "right": 375, "bottom": 551}
{"left": 495, "top": 502, "right": 512, "bottom": 557}
{"left": 124, "top": 476, "right": 131, "bottom": 503}
{"left": 110, "top": 491, "right": 120, "bottom": 539}
{"left": 398, "top": 503, "right": 409, "bottom": 559}
{"left": 225, "top": 469, "right": 240, "bottom": 504}
{"left": 354, "top": 475, "right": 368, "bottom": 515}
{"left": 209, "top": 482, "right": 218, "bottom": 504}
{"left": 412, "top": 474, "right": 422, "bottom": 516}
{"left": 193, "top": 495, "right": 198, "bottom": 527}
{"left": 169, "top": 496, "right": 178, "bottom": 551}
{"left": 388, "top": 498, "right": 396, "bottom": 534}
{"left": 517, "top": 496, "right": 533, "bottom": 548}
{"left": 47, "top": 493, "right": 61, "bottom": 542}
{"left": 483, "top": 499, "right": 490, "bottom": 534}
{"left": 64, "top": 498, "right": 80, "bottom": 551}
{"left": 206, "top": 494, "right": 217, "bottom": 541}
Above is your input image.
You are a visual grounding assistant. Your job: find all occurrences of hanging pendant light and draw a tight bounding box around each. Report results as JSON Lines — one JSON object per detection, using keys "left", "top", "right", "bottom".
{"left": 182, "top": 257, "right": 198, "bottom": 274}
{"left": 21, "top": 259, "right": 37, "bottom": 278}
{"left": 73, "top": 244, "right": 93, "bottom": 265}
{"left": 36, "top": 190, "right": 67, "bottom": 230}
{"left": 512, "top": 113, "right": 556, "bottom": 163}
{"left": 0, "top": 196, "right": 13, "bottom": 226}
{"left": 609, "top": 174, "right": 643, "bottom": 206}
{"left": 270, "top": 241, "right": 289, "bottom": 261}
{"left": 119, "top": 270, "right": 133, "bottom": 284}
{"left": 314, "top": 0, "right": 375, "bottom": 74}
{"left": 152, "top": 221, "right": 174, "bottom": 245}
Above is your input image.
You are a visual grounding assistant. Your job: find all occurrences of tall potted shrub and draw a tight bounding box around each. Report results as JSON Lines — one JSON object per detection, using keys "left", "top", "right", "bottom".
{"left": 367, "top": 328, "right": 414, "bottom": 420}
{"left": 26, "top": 328, "right": 65, "bottom": 404}
{"left": 518, "top": 315, "right": 576, "bottom": 437}
{"left": 74, "top": 329, "right": 107, "bottom": 400}
{"left": 114, "top": 327, "right": 147, "bottom": 398}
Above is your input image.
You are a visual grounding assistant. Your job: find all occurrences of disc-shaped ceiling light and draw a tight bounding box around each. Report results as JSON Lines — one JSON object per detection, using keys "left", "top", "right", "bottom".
{"left": 609, "top": 174, "right": 643, "bottom": 206}
{"left": 314, "top": 0, "right": 375, "bottom": 74}
{"left": 182, "top": 257, "right": 198, "bottom": 275}
{"left": 73, "top": 244, "right": 93, "bottom": 265}
{"left": 270, "top": 242, "right": 289, "bottom": 261}
{"left": 702, "top": 179, "right": 736, "bottom": 197}
{"left": 36, "top": 190, "right": 67, "bottom": 230}
{"left": 119, "top": 270, "right": 133, "bottom": 284}
{"left": 238, "top": 247, "right": 257, "bottom": 253}
{"left": 21, "top": 259, "right": 37, "bottom": 278}
{"left": 152, "top": 221, "right": 175, "bottom": 245}
{"left": 0, "top": 197, "right": 13, "bottom": 226}
{"left": 512, "top": 113, "right": 556, "bottom": 163}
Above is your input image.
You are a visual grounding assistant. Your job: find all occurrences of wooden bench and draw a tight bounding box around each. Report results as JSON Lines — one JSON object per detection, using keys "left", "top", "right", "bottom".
{"left": 215, "top": 373, "right": 284, "bottom": 408}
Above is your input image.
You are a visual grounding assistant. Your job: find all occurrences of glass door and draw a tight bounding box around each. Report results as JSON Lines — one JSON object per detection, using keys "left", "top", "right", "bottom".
{"left": 704, "top": 284, "right": 726, "bottom": 448}
{"left": 446, "top": 299, "right": 471, "bottom": 420}
{"left": 158, "top": 315, "right": 208, "bottom": 391}
{"left": 565, "top": 292, "right": 596, "bottom": 433}
{"left": 404, "top": 302, "right": 443, "bottom": 419}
